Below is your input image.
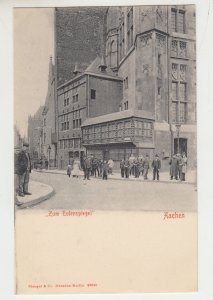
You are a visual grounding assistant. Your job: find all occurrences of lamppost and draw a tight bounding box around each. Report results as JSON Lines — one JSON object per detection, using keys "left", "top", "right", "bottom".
{"left": 175, "top": 124, "right": 181, "bottom": 154}
{"left": 48, "top": 145, "right": 51, "bottom": 170}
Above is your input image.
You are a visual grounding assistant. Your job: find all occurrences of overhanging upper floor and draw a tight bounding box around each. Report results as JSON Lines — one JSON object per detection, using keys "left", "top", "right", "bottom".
{"left": 81, "top": 109, "right": 155, "bottom": 147}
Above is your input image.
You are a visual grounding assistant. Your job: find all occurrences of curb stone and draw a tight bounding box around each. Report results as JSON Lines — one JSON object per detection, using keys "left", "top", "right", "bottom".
{"left": 16, "top": 186, "right": 55, "bottom": 209}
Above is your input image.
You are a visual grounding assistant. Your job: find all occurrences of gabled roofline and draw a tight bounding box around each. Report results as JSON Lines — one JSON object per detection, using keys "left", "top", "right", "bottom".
{"left": 57, "top": 70, "right": 123, "bottom": 91}
{"left": 57, "top": 73, "right": 85, "bottom": 90}
{"left": 84, "top": 71, "right": 123, "bottom": 81}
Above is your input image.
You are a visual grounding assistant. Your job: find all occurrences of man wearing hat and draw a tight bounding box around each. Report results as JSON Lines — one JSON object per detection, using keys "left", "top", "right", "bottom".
{"left": 17, "top": 142, "right": 32, "bottom": 196}
{"left": 152, "top": 154, "right": 161, "bottom": 180}
{"left": 169, "top": 154, "right": 179, "bottom": 180}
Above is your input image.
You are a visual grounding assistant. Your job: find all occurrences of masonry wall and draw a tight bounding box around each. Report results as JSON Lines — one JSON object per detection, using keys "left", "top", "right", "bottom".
{"left": 28, "top": 106, "right": 44, "bottom": 159}
{"left": 135, "top": 6, "right": 168, "bottom": 35}
{"left": 43, "top": 65, "right": 57, "bottom": 165}
{"left": 135, "top": 33, "right": 155, "bottom": 114}
{"left": 57, "top": 76, "right": 88, "bottom": 169}
{"left": 55, "top": 7, "right": 107, "bottom": 86}
{"left": 57, "top": 80, "right": 87, "bottom": 140}
{"left": 89, "top": 76, "right": 123, "bottom": 118}
{"left": 118, "top": 51, "right": 136, "bottom": 110}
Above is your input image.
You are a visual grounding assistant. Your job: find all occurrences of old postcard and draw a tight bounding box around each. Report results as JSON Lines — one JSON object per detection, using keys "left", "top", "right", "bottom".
{"left": 13, "top": 3, "right": 198, "bottom": 295}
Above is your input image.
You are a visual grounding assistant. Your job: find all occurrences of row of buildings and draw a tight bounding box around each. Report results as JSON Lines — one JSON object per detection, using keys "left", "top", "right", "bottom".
{"left": 28, "top": 5, "right": 196, "bottom": 170}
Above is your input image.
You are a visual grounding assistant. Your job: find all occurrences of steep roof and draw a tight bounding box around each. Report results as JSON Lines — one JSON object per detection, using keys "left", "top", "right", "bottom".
{"left": 57, "top": 55, "right": 123, "bottom": 90}
{"left": 84, "top": 56, "right": 122, "bottom": 79}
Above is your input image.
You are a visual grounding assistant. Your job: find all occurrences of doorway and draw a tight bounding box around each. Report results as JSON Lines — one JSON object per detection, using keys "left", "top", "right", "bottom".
{"left": 174, "top": 138, "right": 187, "bottom": 155}
{"left": 103, "top": 148, "right": 109, "bottom": 161}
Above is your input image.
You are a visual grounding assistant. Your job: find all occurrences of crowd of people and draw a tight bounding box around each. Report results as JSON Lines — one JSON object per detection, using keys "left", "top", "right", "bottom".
{"left": 67, "top": 152, "right": 188, "bottom": 182}
{"left": 119, "top": 152, "right": 187, "bottom": 181}
{"left": 67, "top": 155, "right": 114, "bottom": 181}
{"left": 14, "top": 144, "right": 188, "bottom": 207}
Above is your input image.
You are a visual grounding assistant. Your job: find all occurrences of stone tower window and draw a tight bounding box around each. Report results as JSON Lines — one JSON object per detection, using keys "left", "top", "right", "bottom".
{"left": 127, "top": 7, "right": 133, "bottom": 50}
{"left": 171, "top": 7, "right": 186, "bottom": 33}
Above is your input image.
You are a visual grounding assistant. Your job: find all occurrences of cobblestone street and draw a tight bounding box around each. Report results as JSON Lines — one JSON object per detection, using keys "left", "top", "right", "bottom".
{"left": 30, "top": 171, "right": 197, "bottom": 212}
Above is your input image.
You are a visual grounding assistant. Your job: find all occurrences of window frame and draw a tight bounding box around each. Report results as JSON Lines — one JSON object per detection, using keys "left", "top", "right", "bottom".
{"left": 91, "top": 89, "right": 96, "bottom": 100}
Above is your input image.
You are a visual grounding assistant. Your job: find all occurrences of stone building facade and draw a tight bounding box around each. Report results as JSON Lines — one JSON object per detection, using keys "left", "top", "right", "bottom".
{"left": 29, "top": 6, "right": 196, "bottom": 170}
{"left": 42, "top": 57, "right": 57, "bottom": 167}
{"left": 81, "top": 5, "right": 196, "bottom": 170}
{"left": 28, "top": 106, "right": 44, "bottom": 162}
{"left": 57, "top": 56, "right": 123, "bottom": 169}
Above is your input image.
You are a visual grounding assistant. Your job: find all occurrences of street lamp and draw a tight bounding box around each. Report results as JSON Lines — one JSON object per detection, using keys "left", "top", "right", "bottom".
{"left": 175, "top": 124, "right": 181, "bottom": 154}
{"left": 48, "top": 145, "right": 51, "bottom": 170}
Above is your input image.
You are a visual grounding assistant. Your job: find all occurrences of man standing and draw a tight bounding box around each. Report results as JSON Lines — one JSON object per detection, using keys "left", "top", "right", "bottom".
{"left": 102, "top": 160, "right": 109, "bottom": 180}
{"left": 152, "top": 154, "right": 161, "bottom": 180}
{"left": 124, "top": 158, "right": 130, "bottom": 179}
{"left": 143, "top": 154, "right": 150, "bottom": 180}
{"left": 17, "top": 142, "right": 32, "bottom": 197}
{"left": 14, "top": 146, "right": 23, "bottom": 205}
{"left": 120, "top": 159, "right": 125, "bottom": 178}
{"left": 129, "top": 153, "right": 135, "bottom": 176}
{"left": 169, "top": 154, "right": 179, "bottom": 180}
{"left": 83, "top": 155, "right": 92, "bottom": 180}
{"left": 134, "top": 157, "right": 140, "bottom": 178}
{"left": 176, "top": 153, "right": 183, "bottom": 180}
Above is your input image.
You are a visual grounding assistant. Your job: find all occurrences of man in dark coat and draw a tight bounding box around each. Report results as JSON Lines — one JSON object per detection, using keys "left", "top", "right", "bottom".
{"left": 14, "top": 146, "right": 23, "bottom": 205}
{"left": 169, "top": 154, "right": 179, "bottom": 180}
{"left": 124, "top": 158, "right": 130, "bottom": 178}
{"left": 92, "top": 157, "right": 99, "bottom": 177}
{"left": 83, "top": 155, "right": 92, "bottom": 180}
{"left": 134, "top": 157, "right": 140, "bottom": 178}
{"left": 102, "top": 160, "right": 109, "bottom": 180}
{"left": 120, "top": 159, "right": 125, "bottom": 178}
{"left": 152, "top": 154, "right": 161, "bottom": 180}
{"left": 16, "top": 142, "right": 32, "bottom": 196}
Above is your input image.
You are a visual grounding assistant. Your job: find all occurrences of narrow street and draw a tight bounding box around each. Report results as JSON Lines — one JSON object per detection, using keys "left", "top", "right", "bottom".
{"left": 30, "top": 171, "right": 197, "bottom": 212}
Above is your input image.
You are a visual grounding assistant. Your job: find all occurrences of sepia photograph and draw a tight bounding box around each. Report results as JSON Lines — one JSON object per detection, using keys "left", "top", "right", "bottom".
{"left": 13, "top": 4, "right": 198, "bottom": 295}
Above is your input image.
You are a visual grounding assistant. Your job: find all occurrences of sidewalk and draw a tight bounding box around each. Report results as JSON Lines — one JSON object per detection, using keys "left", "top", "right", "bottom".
{"left": 16, "top": 181, "right": 54, "bottom": 209}
{"left": 35, "top": 169, "right": 196, "bottom": 184}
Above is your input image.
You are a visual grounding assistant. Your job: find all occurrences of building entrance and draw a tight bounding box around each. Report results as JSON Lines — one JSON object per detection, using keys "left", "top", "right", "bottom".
{"left": 103, "top": 148, "right": 109, "bottom": 161}
{"left": 174, "top": 138, "right": 187, "bottom": 155}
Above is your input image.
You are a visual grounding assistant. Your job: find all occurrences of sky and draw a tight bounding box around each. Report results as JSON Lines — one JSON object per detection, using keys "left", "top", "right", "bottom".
{"left": 14, "top": 8, "right": 54, "bottom": 137}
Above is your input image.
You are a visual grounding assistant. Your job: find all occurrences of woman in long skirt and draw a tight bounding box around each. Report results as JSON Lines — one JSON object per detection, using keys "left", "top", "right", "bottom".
{"left": 72, "top": 158, "right": 81, "bottom": 178}
{"left": 181, "top": 153, "right": 187, "bottom": 181}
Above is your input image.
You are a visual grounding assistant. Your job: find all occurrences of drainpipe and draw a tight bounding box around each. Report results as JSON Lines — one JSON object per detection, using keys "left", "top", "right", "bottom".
{"left": 167, "top": 6, "right": 173, "bottom": 156}
{"left": 54, "top": 8, "right": 59, "bottom": 168}
{"left": 87, "top": 74, "right": 90, "bottom": 118}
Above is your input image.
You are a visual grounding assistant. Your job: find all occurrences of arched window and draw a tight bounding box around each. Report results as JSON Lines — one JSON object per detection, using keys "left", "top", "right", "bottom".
{"left": 110, "top": 40, "right": 117, "bottom": 66}
{"left": 111, "top": 40, "right": 116, "bottom": 52}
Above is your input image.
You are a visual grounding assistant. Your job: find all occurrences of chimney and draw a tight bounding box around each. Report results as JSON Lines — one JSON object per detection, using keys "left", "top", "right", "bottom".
{"left": 99, "top": 55, "right": 107, "bottom": 72}
{"left": 73, "top": 62, "right": 81, "bottom": 76}
{"left": 98, "top": 14, "right": 107, "bottom": 72}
